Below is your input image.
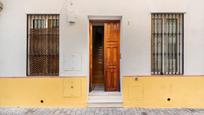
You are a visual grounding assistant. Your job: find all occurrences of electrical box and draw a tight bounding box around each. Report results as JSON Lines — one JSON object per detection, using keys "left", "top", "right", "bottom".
{"left": 63, "top": 79, "right": 82, "bottom": 97}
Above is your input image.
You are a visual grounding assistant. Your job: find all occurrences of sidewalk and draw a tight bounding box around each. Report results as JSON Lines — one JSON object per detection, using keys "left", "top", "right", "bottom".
{"left": 0, "top": 107, "right": 204, "bottom": 115}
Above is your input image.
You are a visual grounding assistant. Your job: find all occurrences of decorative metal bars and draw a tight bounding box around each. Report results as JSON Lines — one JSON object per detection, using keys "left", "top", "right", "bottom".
{"left": 27, "top": 14, "right": 59, "bottom": 76}
{"left": 151, "top": 13, "right": 184, "bottom": 75}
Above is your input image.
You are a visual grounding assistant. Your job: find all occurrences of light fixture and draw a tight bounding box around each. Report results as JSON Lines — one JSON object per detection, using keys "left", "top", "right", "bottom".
{"left": 0, "top": 1, "right": 3, "bottom": 12}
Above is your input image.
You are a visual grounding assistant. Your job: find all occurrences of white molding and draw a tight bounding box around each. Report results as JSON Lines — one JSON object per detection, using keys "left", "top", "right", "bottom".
{"left": 88, "top": 15, "right": 122, "bottom": 20}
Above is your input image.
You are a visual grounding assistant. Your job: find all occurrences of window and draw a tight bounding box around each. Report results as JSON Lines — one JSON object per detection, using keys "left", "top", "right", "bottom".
{"left": 151, "top": 13, "right": 184, "bottom": 75}
{"left": 27, "top": 14, "right": 59, "bottom": 76}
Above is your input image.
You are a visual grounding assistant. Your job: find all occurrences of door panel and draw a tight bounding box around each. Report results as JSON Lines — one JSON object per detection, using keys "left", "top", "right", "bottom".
{"left": 106, "top": 45, "right": 118, "bottom": 66}
{"left": 104, "top": 22, "right": 120, "bottom": 91}
{"left": 106, "top": 68, "right": 118, "bottom": 91}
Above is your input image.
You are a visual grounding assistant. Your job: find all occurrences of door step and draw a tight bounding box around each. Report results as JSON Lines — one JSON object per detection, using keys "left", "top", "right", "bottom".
{"left": 89, "top": 91, "right": 121, "bottom": 96}
{"left": 88, "top": 92, "right": 122, "bottom": 107}
{"left": 88, "top": 102, "right": 123, "bottom": 108}
{"left": 88, "top": 96, "right": 122, "bottom": 103}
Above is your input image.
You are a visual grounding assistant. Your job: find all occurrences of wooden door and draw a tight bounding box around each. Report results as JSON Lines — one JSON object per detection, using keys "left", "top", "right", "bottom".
{"left": 89, "top": 22, "right": 93, "bottom": 91}
{"left": 104, "top": 22, "right": 120, "bottom": 91}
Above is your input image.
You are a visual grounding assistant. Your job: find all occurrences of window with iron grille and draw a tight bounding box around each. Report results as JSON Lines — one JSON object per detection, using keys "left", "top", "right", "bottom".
{"left": 27, "top": 14, "right": 59, "bottom": 76}
{"left": 151, "top": 13, "right": 184, "bottom": 75}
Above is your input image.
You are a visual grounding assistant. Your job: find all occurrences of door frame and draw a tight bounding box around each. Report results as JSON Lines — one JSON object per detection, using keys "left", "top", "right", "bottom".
{"left": 89, "top": 19, "right": 121, "bottom": 92}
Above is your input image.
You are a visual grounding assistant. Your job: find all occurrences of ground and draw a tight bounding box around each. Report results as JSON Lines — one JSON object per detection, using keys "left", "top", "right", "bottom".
{"left": 1, "top": 108, "right": 204, "bottom": 115}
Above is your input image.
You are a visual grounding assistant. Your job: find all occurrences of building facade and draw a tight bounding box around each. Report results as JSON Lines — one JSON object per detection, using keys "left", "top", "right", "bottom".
{"left": 0, "top": 0, "right": 204, "bottom": 108}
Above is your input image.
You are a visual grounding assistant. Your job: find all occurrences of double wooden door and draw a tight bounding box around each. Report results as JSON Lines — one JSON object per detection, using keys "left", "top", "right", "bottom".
{"left": 90, "top": 21, "right": 120, "bottom": 91}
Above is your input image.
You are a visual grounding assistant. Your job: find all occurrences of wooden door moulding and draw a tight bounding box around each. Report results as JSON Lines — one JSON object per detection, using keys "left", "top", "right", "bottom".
{"left": 89, "top": 22, "right": 93, "bottom": 91}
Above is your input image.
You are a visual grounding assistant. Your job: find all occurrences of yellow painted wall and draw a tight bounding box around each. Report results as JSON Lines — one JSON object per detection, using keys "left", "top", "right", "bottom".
{"left": 0, "top": 77, "right": 87, "bottom": 107}
{"left": 2, "top": 76, "right": 204, "bottom": 108}
{"left": 123, "top": 76, "right": 204, "bottom": 108}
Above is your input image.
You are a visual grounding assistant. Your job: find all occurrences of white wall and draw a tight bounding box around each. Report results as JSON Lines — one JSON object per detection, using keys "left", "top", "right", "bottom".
{"left": 0, "top": 0, "right": 204, "bottom": 76}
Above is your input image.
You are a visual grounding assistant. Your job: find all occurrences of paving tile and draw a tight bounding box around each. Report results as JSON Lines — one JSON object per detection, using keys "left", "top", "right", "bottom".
{"left": 1, "top": 107, "right": 204, "bottom": 115}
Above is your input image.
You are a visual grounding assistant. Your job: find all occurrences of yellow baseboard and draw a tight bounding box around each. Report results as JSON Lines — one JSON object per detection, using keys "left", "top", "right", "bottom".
{"left": 0, "top": 77, "right": 87, "bottom": 107}
{"left": 123, "top": 76, "right": 204, "bottom": 108}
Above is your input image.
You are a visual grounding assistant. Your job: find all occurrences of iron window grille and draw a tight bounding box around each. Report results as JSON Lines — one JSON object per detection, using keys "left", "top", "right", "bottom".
{"left": 151, "top": 13, "right": 184, "bottom": 75}
{"left": 27, "top": 14, "right": 59, "bottom": 76}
